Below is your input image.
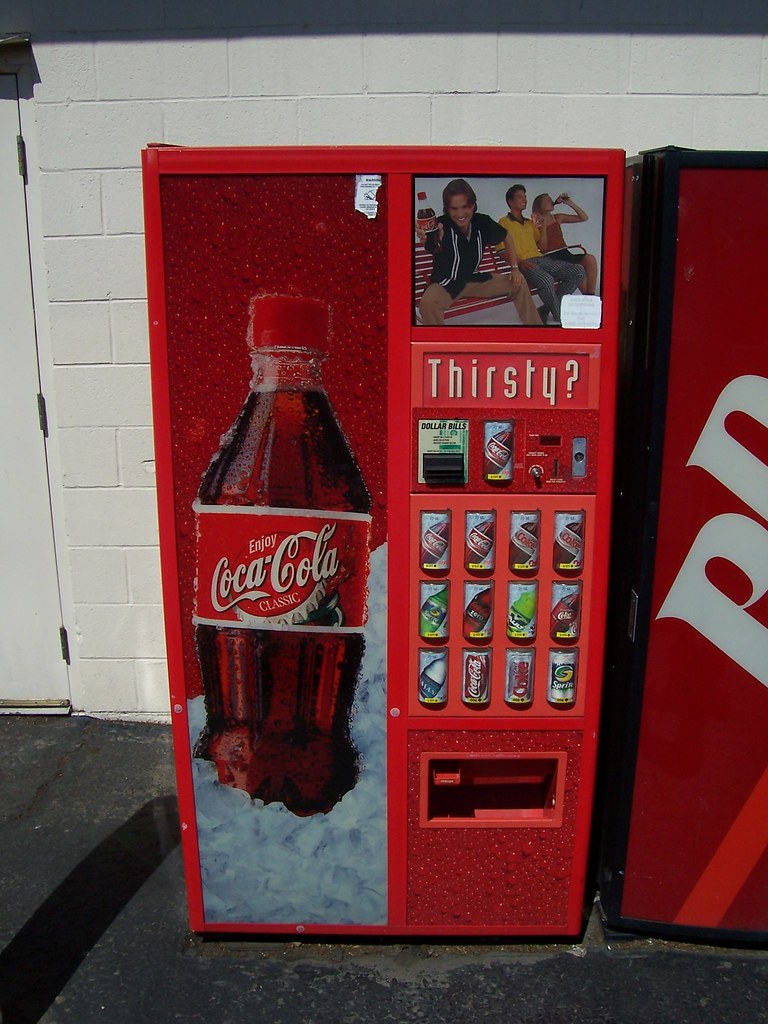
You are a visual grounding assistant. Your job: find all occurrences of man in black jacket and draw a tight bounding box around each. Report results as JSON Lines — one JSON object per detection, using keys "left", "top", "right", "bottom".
{"left": 417, "top": 178, "right": 540, "bottom": 326}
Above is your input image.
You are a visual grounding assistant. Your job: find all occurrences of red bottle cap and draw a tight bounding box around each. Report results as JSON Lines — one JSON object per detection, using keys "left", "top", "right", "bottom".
{"left": 247, "top": 294, "right": 329, "bottom": 351}
{"left": 417, "top": 191, "right": 427, "bottom": 200}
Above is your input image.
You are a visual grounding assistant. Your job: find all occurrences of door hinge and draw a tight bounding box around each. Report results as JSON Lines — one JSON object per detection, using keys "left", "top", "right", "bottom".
{"left": 37, "top": 393, "right": 48, "bottom": 436}
{"left": 60, "top": 626, "right": 71, "bottom": 665}
{"left": 17, "top": 134, "right": 27, "bottom": 182}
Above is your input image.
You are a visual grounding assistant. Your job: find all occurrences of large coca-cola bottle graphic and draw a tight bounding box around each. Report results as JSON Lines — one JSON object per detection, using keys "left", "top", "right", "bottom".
{"left": 193, "top": 295, "right": 372, "bottom": 817}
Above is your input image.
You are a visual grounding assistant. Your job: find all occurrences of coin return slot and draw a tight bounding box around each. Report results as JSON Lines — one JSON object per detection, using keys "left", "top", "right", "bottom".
{"left": 420, "top": 753, "right": 566, "bottom": 828}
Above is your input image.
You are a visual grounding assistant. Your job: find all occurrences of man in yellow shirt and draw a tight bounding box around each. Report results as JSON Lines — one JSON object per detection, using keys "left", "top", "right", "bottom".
{"left": 498, "top": 184, "right": 585, "bottom": 324}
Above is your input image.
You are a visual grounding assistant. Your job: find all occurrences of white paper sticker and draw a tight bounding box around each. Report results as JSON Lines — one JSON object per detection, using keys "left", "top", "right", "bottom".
{"left": 561, "top": 294, "right": 602, "bottom": 330}
{"left": 355, "top": 174, "right": 382, "bottom": 220}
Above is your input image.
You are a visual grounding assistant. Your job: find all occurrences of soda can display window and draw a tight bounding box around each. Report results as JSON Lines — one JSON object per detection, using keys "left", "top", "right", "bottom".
{"left": 464, "top": 510, "right": 496, "bottom": 572}
{"left": 419, "top": 581, "right": 450, "bottom": 639}
{"left": 553, "top": 510, "right": 585, "bottom": 575}
{"left": 463, "top": 581, "right": 495, "bottom": 641}
{"left": 550, "top": 581, "right": 582, "bottom": 641}
{"left": 418, "top": 648, "right": 448, "bottom": 706}
{"left": 419, "top": 510, "right": 451, "bottom": 572}
{"left": 547, "top": 648, "right": 579, "bottom": 707}
{"left": 509, "top": 510, "right": 541, "bottom": 574}
{"left": 462, "top": 649, "right": 491, "bottom": 706}
{"left": 507, "top": 581, "right": 538, "bottom": 641}
{"left": 504, "top": 649, "right": 535, "bottom": 707}
{"left": 483, "top": 420, "right": 515, "bottom": 482}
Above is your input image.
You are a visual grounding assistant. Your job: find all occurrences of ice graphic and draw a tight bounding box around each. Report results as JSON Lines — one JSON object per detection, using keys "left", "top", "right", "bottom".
{"left": 189, "top": 543, "right": 388, "bottom": 926}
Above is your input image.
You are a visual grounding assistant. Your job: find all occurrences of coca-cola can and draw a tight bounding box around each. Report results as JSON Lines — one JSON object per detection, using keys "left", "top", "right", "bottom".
{"left": 462, "top": 649, "right": 491, "bottom": 706}
{"left": 550, "top": 581, "right": 582, "bottom": 641}
{"left": 509, "top": 510, "right": 541, "bottom": 573}
{"left": 419, "top": 581, "right": 449, "bottom": 639}
{"left": 418, "top": 648, "right": 448, "bottom": 706}
{"left": 463, "top": 581, "right": 494, "bottom": 641}
{"left": 465, "top": 510, "right": 496, "bottom": 572}
{"left": 507, "top": 581, "right": 538, "bottom": 640}
{"left": 483, "top": 420, "right": 514, "bottom": 482}
{"left": 553, "top": 509, "right": 585, "bottom": 574}
{"left": 420, "top": 510, "right": 451, "bottom": 572}
{"left": 547, "top": 648, "right": 578, "bottom": 707}
{"left": 505, "top": 649, "right": 535, "bottom": 707}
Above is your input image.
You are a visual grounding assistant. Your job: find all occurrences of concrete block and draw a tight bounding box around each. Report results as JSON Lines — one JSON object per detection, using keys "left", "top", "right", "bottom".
{"left": 365, "top": 34, "right": 498, "bottom": 94}
{"left": 127, "top": 546, "right": 162, "bottom": 604}
{"left": 298, "top": 95, "right": 432, "bottom": 145}
{"left": 70, "top": 547, "right": 129, "bottom": 603}
{"left": 63, "top": 487, "right": 159, "bottom": 546}
{"left": 54, "top": 365, "right": 152, "bottom": 427}
{"left": 31, "top": 40, "right": 97, "bottom": 103}
{"left": 431, "top": 93, "right": 563, "bottom": 145}
{"left": 36, "top": 100, "right": 163, "bottom": 171}
{"left": 498, "top": 33, "right": 631, "bottom": 95}
{"left": 60, "top": 427, "right": 119, "bottom": 487}
{"left": 96, "top": 37, "right": 228, "bottom": 100}
{"left": 692, "top": 97, "right": 768, "bottom": 149}
{"left": 76, "top": 659, "right": 139, "bottom": 713}
{"left": 631, "top": 35, "right": 762, "bottom": 95}
{"left": 163, "top": 98, "right": 298, "bottom": 146}
{"left": 111, "top": 301, "right": 150, "bottom": 364}
{"left": 230, "top": 34, "right": 363, "bottom": 97}
{"left": 134, "top": 659, "right": 171, "bottom": 715}
{"left": 75, "top": 603, "right": 166, "bottom": 659}
{"left": 117, "top": 427, "right": 156, "bottom": 487}
{"left": 45, "top": 235, "right": 147, "bottom": 302}
{"left": 49, "top": 301, "right": 112, "bottom": 365}
{"left": 40, "top": 171, "right": 102, "bottom": 236}
{"left": 102, "top": 169, "right": 144, "bottom": 236}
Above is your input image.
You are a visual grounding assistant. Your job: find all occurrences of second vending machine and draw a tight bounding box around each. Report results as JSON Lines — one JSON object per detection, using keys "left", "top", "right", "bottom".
{"left": 143, "top": 146, "right": 623, "bottom": 936}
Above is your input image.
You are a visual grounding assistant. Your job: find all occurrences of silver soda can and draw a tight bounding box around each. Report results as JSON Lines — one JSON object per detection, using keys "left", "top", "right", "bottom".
{"left": 420, "top": 510, "right": 451, "bottom": 572}
{"left": 553, "top": 510, "right": 585, "bottom": 574}
{"left": 419, "top": 581, "right": 449, "bottom": 639}
{"left": 547, "top": 648, "right": 579, "bottom": 707}
{"left": 464, "top": 510, "right": 496, "bottom": 572}
{"left": 507, "top": 581, "right": 538, "bottom": 640}
{"left": 505, "top": 649, "right": 535, "bottom": 707}
{"left": 463, "top": 581, "right": 494, "bottom": 641}
{"left": 418, "top": 648, "right": 448, "bottom": 705}
{"left": 483, "top": 420, "right": 514, "bottom": 481}
{"left": 509, "top": 509, "right": 541, "bottom": 574}
{"left": 550, "top": 581, "right": 582, "bottom": 641}
{"left": 462, "top": 649, "right": 491, "bottom": 706}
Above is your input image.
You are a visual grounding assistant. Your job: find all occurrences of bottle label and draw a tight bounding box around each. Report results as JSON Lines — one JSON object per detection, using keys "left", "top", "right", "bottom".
{"left": 193, "top": 502, "right": 371, "bottom": 632}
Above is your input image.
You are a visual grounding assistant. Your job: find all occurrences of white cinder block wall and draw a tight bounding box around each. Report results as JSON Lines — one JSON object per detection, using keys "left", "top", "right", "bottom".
{"left": 2, "top": 1, "right": 767, "bottom": 719}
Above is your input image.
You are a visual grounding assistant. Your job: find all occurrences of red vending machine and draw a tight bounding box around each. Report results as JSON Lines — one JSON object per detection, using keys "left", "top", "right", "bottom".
{"left": 142, "top": 147, "right": 623, "bottom": 936}
{"left": 598, "top": 148, "right": 768, "bottom": 941}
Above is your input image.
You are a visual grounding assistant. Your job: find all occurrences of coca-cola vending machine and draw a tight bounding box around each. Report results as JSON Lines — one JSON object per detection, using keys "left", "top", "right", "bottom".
{"left": 142, "top": 146, "right": 624, "bottom": 936}
{"left": 598, "top": 148, "right": 768, "bottom": 941}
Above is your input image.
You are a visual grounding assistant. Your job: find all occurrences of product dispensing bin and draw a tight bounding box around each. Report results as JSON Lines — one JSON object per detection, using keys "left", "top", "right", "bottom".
{"left": 142, "top": 146, "right": 624, "bottom": 936}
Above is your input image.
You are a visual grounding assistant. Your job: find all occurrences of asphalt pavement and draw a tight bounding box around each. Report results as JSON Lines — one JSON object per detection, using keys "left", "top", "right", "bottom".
{"left": 1, "top": 715, "right": 765, "bottom": 1024}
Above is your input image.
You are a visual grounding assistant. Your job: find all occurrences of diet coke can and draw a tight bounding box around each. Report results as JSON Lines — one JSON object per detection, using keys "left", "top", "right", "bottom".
{"left": 505, "top": 649, "right": 535, "bottom": 708}
{"left": 509, "top": 510, "right": 541, "bottom": 574}
{"left": 465, "top": 511, "right": 496, "bottom": 572}
{"left": 547, "top": 648, "right": 578, "bottom": 707}
{"left": 550, "top": 581, "right": 582, "bottom": 641}
{"left": 420, "top": 510, "right": 451, "bottom": 572}
{"left": 418, "top": 648, "right": 448, "bottom": 706}
{"left": 553, "top": 510, "right": 585, "bottom": 575}
{"left": 462, "top": 649, "right": 491, "bottom": 706}
{"left": 483, "top": 420, "right": 514, "bottom": 482}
